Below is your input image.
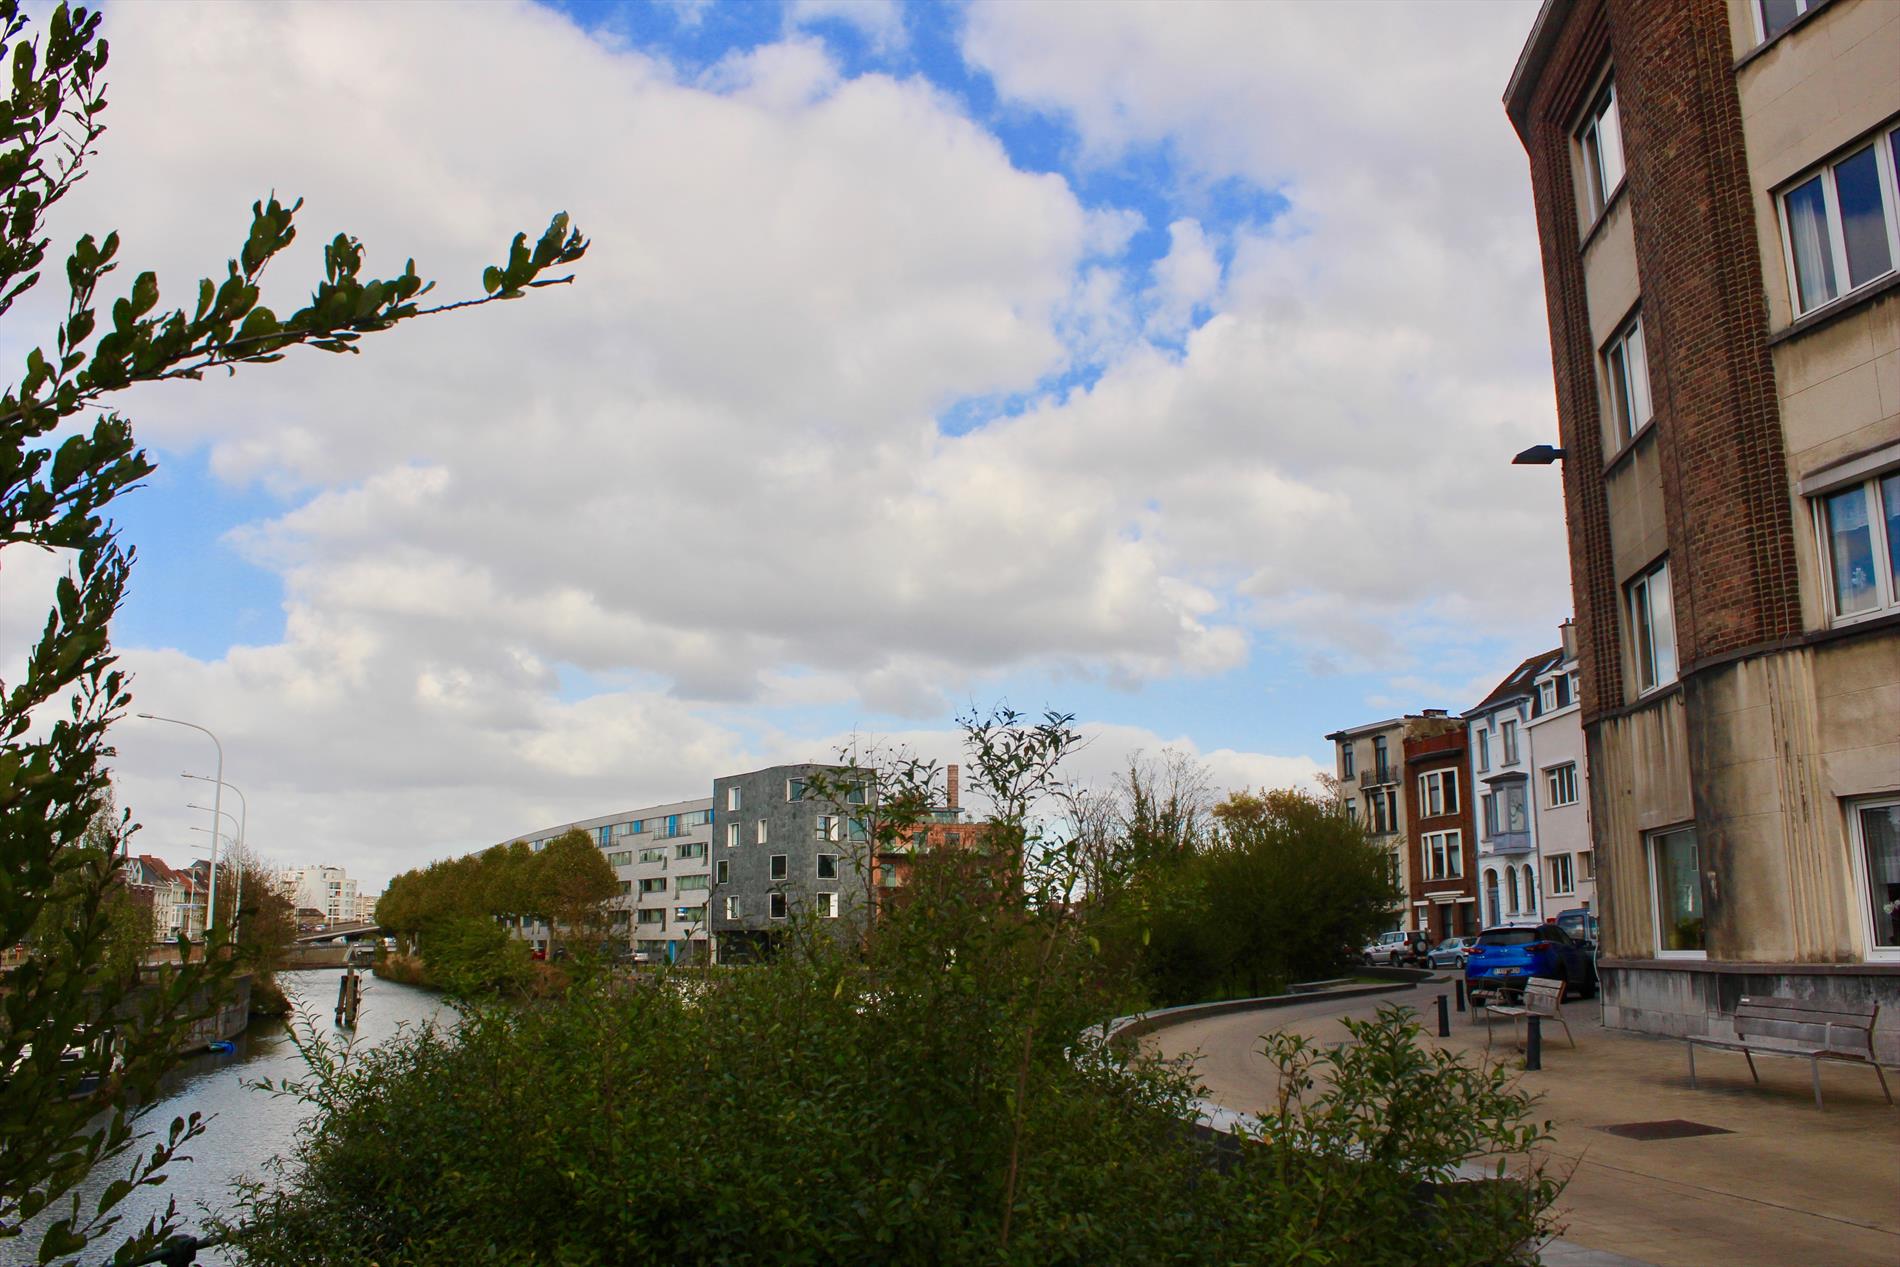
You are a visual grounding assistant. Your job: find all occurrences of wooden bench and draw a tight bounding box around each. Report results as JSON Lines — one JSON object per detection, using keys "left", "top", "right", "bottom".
{"left": 1484, "top": 977, "right": 1574, "bottom": 1053}
{"left": 1686, "top": 996, "right": 1893, "bottom": 1110}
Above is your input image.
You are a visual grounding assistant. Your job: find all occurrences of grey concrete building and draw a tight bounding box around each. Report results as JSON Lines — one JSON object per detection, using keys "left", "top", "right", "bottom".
{"left": 710, "top": 763, "right": 868, "bottom": 960}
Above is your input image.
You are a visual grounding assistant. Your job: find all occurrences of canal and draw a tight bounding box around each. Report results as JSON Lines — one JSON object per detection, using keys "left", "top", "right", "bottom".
{"left": 24, "top": 967, "right": 449, "bottom": 1265}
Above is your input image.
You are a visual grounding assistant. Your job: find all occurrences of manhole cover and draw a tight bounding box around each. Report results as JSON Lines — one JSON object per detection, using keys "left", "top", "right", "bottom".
{"left": 1594, "top": 1119, "right": 1733, "bottom": 1141}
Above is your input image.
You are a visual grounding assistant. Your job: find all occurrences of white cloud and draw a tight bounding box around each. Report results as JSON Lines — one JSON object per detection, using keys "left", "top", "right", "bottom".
{"left": 789, "top": 0, "right": 908, "bottom": 54}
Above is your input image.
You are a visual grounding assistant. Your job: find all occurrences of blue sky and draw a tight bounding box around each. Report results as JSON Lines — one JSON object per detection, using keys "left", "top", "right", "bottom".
{"left": 5, "top": 0, "right": 1560, "bottom": 883}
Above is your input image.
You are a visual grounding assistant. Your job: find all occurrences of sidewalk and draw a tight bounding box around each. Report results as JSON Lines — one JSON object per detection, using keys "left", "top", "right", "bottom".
{"left": 1145, "top": 984, "right": 1900, "bottom": 1267}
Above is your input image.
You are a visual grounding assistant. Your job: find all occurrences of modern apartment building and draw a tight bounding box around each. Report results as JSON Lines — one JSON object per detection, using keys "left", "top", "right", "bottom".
{"left": 1526, "top": 625, "right": 1597, "bottom": 929}
{"left": 1326, "top": 712, "right": 1462, "bottom": 932}
{"left": 710, "top": 764, "right": 867, "bottom": 961}
{"left": 1465, "top": 649, "right": 1565, "bottom": 928}
{"left": 1507, "top": 0, "right": 1900, "bottom": 1057}
{"left": 501, "top": 800, "right": 715, "bottom": 962}
{"left": 275, "top": 864, "right": 359, "bottom": 924}
{"left": 1402, "top": 725, "right": 1479, "bottom": 940}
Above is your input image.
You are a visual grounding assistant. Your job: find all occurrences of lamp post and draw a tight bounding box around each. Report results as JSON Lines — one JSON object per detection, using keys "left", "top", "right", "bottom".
{"left": 138, "top": 714, "right": 225, "bottom": 938}
{"left": 1512, "top": 444, "right": 1566, "bottom": 465}
{"left": 184, "top": 774, "right": 246, "bottom": 931}
{"left": 188, "top": 803, "right": 242, "bottom": 932}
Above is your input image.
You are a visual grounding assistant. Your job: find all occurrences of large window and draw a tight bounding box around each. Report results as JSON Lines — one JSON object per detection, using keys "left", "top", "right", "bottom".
{"left": 1372, "top": 735, "right": 1389, "bottom": 777}
{"left": 1421, "top": 830, "right": 1463, "bottom": 881}
{"left": 1852, "top": 799, "right": 1900, "bottom": 960}
{"left": 1602, "top": 311, "right": 1652, "bottom": 448}
{"left": 1815, "top": 473, "right": 1900, "bottom": 621}
{"left": 677, "top": 875, "right": 708, "bottom": 893}
{"left": 1577, "top": 78, "right": 1626, "bottom": 222}
{"left": 1649, "top": 825, "right": 1706, "bottom": 956}
{"left": 1545, "top": 762, "right": 1579, "bottom": 808}
{"left": 1341, "top": 742, "right": 1356, "bottom": 778}
{"left": 1501, "top": 719, "right": 1520, "bottom": 765}
{"left": 1418, "top": 769, "right": 1459, "bottom": 818}
{"left": 1549, "top": 853, "right": 1576, "bottom": 897}
{"left": 1627, "top": 559, "right": 1678, "bottom": 694}
{"left": 1368, "top": 789, "right": 1397, "bottom": 835}
{"left": 1779, "top": 123, "right": 1900, "bottom": 317}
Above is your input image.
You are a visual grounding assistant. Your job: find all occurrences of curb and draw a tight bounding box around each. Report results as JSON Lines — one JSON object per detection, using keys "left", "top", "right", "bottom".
{"left": 1104, "top": 976, "right": 1427, "bottom": 1045}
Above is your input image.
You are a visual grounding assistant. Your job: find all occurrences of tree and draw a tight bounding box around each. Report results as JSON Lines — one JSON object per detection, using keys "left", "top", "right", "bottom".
{"left": 0, "top": 4, "right": 586, "bottom": 1260}
{"left": 533, "top": 829, "right": 618, "bottom": 957}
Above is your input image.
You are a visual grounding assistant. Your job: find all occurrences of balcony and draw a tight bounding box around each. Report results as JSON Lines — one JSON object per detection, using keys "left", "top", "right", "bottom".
{"left": 1356, "top": 766, "right": 1397, "bottom": 789}
{"left": 1482, "top": 830, "right": 1534, "bottom": 856}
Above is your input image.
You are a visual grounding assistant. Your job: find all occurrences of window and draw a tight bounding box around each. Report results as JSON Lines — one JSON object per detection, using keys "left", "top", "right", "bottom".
{"left": 785, "top": 777, "right": 808, "bottom": 802}
{"left": 675, "top": 904, "right": 705, "bottom": 924}
{"left": 664, "top": 814, "right": 680, "bottom": 837}
{"left": 676, "top": 875, "right": 708, "bottom": 893}
{"left": 607, "top": 851, "right": 631, "bottom": 868}
{"left": 1851, "top": 798, "right": 1900, "bottom": 959}
{"left": 847, "top": 817, "right": 869, "bottom": 842}
{"left": 1816, "top": 473, "right": 1900, "bottom": 621}
{"left": 1484, "top": 870, "right": 1502, "bottom": 926}
{"left": 726, "top": 787, "right": 740, "bottom": 811}
{"left": 676, "top": 841, "right": 706, "bottom": 860}
{"left": 639, "top": 877, "right": 667, "bottom": 895}
{"left": 597, "top": 825, "right": 613, "bottom": 847}
{"left": 1549, "top": 853, "right": 1576, "bottom": 896}
{"left": 715, "top": 860, "right": 729, "bottom": 885}
{"left": 1579, "top": 849, "right": 1595, "bottom": 879}
{"left": 1602, "top": 311, "right": 1652, "bottom": 448}
{"left": 769, "top": 854, "right": 787, "bottom": 880}
{"left": 1757, "top": 0, "right": 1820, "bottom": 41}
{"left": 1649, "top": 825, "right": 1706, "bottom": 955}
{"left": 724, "top": 895, "right": 741, "bottom": 919}
{"left": 640, "top": 846, "right": 667, "bottom": 865}
{"left": 699, "top": 809, "right": 715, "bottom": 826}
{"left": 1340, "top": 742, "right": 1356, "bottom": 778}
{"left": 1627, "top": 560, "right": 1678, "bottom": 694}
{"left": 769, "top": 892, "right": 787, "bottom": 920}
{"left": 878, "top": 862, "right": 897, "bottom": 887}
{"left": 756, "top": 819, "right": 768, "bottom": 845}
{"left": 816, "top": 892, "right": 839, "bottom": 919}
{"left": 1501, "top": 720, "right": 1520, "bottom": 765}
{"left": 637, "top": 908, "right": 664, "bottom": 926}
{"left": 725, "top": 823, "right": 739, "bottom": 848}
{"left": 1482, "top": 792, "right": 1498, "bottom": 836}
{"left": 626, "top": 819, "right": 644, "bottom": 835}
{"left": 815, "top": 815, "right": 841, "bottom": 841}
{"left": 1475, "top": 728, "right": 1490, "bottom": 773}
{"left": 1368, "top": 789, "right": 1396, "bottom": 835}
{"left": 1418, "top": 769, "right": 1459, "bottom": 817}
{"left": 1345, "top": 798, "right": 1359, "bottom": 822}
{"left": 1779, "top": 125, "right": 1900, "bottom": 317}
{"left": 1567, "top": 671, "right": 1580, "bottom": 702}
{"left": 1372, "top": 735, "right": 1389, "bottom": 776}
{"left": 618, "top": 880, "right": 632, "bottom": 896}
{"left": 1420, "top": 830, "right": 1463, "bottom": 881}
{"left": 1545, "top": 762, "right": 1579, "bottom": 808}
{"left": 816, "top": 853, "right": 839, "bottom": 880}
{"left": 1577, "top": 78, "right": 1625, "bottom": 221}
{"left": 1538, "top": 681, "right": 1557, "bottom": 714}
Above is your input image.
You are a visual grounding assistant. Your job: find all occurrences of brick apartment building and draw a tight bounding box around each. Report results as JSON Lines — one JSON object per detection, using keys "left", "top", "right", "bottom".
{"left": 1402, "top": 726, "right": 1479, "bottom": 941}
{"left": 1326, "top": 711, "right": 1463, "bottom": 933}
{"left": 1507, "top": 0, "right": 1900, "bottom": 1057}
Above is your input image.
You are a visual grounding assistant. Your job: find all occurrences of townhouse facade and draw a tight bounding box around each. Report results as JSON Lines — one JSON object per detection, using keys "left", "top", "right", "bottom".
{"left": 1401, "top": 726, "right": 1479, "bottom": 940}
{"left": 1465, "top": 650, "right": 1564, "bottom": 928}
{"left": 1508, "top": 0, "right": 1900, "bottom": 1057}
{"left": 126, "top": 854, "right": 204, "bottom": 941}
{"left": 1526, "top": 627, "right": 1597, "bottom": 930}
{"left": 1326, "top": 712, "right": 1463, "bottom": 932}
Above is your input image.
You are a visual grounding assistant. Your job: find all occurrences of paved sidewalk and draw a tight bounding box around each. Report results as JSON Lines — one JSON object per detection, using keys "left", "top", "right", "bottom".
{"left": 1144, "top": 984, "right": 1900, "bottom": 1267}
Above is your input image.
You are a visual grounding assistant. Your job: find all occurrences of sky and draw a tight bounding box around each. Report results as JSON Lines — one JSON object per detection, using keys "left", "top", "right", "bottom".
{"left": 1, "top": 0, "right": 1564, "bottom": 890}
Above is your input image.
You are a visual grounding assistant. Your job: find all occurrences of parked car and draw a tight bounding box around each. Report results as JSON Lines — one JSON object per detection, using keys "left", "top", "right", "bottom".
{"left": 1426, "top": 935, "right": 1478, "bottom": 970}
{"left": 1464, "top": 923, "right": 1596, "bottom": 1003}
{"left": 1554, "top": 907, "right": 1599, "bottom": 948}
{"left": 1360, "top": 930, "right": 1430, "bottom": 966}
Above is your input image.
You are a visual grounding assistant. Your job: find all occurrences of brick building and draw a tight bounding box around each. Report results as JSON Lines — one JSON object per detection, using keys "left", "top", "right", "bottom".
{"left": 1401, "top": 726, "right": 1479, "bottom": 941}
{"left": 1326, "top": 711, "right": 1463, "bottom": 933}
{"left": 1506, "top": 0, "right": 1900, "bottom": 1057}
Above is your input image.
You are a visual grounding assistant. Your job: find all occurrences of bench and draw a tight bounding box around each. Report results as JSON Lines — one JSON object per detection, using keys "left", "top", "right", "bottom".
{"left": 1484, "top": 977, "right": 1574, "bottom": 1053}
{"left": 1686, "top": 996, "right": 1893, "bottom": 1110}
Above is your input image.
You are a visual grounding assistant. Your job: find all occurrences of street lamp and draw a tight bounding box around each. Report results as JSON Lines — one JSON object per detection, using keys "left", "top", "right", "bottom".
{"left": 184, "top": 773, "right": 246, "bottom": 931}
{"left": 188, "top": 802, "right": 243, "bottom": 932}
{"left": 1512, "top": 444, "right": 1567, "bottom": 465}
{"left": 137, "top": 713, "right": 225, "bottom": 937}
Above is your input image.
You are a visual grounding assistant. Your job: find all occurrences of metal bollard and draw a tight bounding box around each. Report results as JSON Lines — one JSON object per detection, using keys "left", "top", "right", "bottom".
{"left": 1525, "top": 1016, "right": 1542, "bottom": 1070}
{"left": 1454, "top": 977, "right": 1467, "bottom": 1013}
{"left": 1436, "top": 992, "right": 1450, "bottom": 1038}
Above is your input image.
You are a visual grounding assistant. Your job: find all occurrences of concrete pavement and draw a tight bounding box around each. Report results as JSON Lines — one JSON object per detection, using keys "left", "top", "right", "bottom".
{"left": 1143, "top": 983, "right": 1900, "bottom": 1267}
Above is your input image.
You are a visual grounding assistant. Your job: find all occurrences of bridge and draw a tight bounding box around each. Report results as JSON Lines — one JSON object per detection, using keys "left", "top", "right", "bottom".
{"left": 293, "top": 920, "right": 383, "bottom": 944}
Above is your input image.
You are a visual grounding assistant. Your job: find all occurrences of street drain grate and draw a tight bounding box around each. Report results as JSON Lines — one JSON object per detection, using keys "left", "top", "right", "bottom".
{"left": 1594, "top": 1119, "right": 1733, "bottom": 1141}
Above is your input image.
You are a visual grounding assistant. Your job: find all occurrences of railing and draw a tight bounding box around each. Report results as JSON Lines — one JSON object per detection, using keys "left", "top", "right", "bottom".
{"left": 1356, "top": 766, "right": 1397, "bottom": 788}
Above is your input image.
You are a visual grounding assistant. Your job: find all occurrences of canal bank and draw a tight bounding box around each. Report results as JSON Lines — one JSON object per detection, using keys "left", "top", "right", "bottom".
{"left": 21, "top": 967, "right": 450, "bottom": 1265}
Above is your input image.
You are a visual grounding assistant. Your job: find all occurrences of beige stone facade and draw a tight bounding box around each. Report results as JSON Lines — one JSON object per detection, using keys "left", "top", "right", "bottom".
{"left": 1325, "top": 713, "right": 1462, "bottom": 932}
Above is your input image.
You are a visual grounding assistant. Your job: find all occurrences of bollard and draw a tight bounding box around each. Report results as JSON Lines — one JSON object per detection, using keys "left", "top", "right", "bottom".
{"left": 1435, "top": 992, "right": 1450, "bottom": 1038}
{"left": 1525, "top": 1016, "right": 1542, "bottom": 1071}
{"left": 1454, "top": 977, "right": 1467, "bottom": 1013}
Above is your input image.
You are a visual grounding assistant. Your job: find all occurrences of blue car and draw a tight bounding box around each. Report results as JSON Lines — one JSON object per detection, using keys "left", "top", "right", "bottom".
{"left": 1465, "top": 923, "right": 1596, "bottom": 1004}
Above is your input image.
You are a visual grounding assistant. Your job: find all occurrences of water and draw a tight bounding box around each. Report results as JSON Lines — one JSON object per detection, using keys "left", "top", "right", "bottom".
{"left": 19, "top": 968, "right": 450, "bottom": 1265}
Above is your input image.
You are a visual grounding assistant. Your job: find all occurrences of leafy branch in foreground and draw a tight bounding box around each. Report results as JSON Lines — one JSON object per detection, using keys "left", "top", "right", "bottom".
{"left": 0, "top": 2, "right": 588, "bottom": 1261}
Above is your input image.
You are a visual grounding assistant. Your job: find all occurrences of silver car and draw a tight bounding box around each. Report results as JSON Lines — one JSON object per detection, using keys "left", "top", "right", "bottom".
{"left": 1427, "top": 936, "right": 1478, "bottom": 969}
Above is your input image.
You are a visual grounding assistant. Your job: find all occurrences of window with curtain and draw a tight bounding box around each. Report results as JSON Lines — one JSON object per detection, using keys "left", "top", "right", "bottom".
{"left": 1780, "top": 126, "right": 1900, "bottom": 317}
{"left": 1856, "top": 800, "right": 1900, "bottom": 956}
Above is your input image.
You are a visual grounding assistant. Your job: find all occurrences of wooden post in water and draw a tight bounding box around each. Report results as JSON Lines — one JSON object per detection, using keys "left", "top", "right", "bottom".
{"left": 335, "top": 967, "right": 360, "bottom": 1029}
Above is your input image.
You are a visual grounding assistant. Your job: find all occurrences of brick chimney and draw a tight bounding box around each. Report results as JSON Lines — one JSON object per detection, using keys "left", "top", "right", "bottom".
{"left": 946, "top": 764, "right": 959, "bottom": 810}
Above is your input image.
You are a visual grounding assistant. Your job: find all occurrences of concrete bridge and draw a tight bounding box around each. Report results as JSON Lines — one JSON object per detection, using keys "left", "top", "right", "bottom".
{"left": 293, "top": 920, "right": 383, "bottom": 944}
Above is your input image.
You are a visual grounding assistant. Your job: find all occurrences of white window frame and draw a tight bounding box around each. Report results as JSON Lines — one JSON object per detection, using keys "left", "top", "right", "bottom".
{"left": 1501, "top": 719, "right": 1520, "bottom": 766}
{"left": 1776, "top": 123, "right": 1900, "bottom": 318}
{"left": 1601, "top": 310, "right": 1653, "bottom": 450}
{"left": 769, "top": 853, "right": 787, "bottom": 881}
{"left": 724, "top": 895, "right": 740, "bottom": 919}
{"left": 726, "top": 786, "right": 740, "bottom": 811}
{"left": 756, "top": 819, "right": 769, "bottom": 845}
{"left": 816, "top": 853, "right": 839, "bottom": 880}
{"left": 768, "top": 892, "right": 787, "bottom": 920}
{"left": 1627, "top": 558, "right": 1679, "bottom": 696}
{"left": 1811, "top": 472, "right": 1900, "bottom": 625}
{"left": 1848, "top": 796, "right": 1900, "bottom": 962}
{"left": 1754, "top": 0, "right": 1821, "bottom": 43}
{"left": 1647, "top": 824, "right": 1708, "bottom": 960}
{"left": 1545, "top": 762, "right": 1579, "bottom": 808}
{"left": 1420, "top": 829, "right": 1463, "bottom": 881}
{"left": 1538, "top": 681, "right": 1557, "bottom": 714}
{"left": 815, "top": 814, "right": 840, "bottom": 841}
{"left": 1418, "top": 769, "right": 1459, "bottom": 818}
{"left": 725, "top": 822, "right": 739, "bottom": 848}
{"left": 1576, "top": 75, "right": 1626, "bottom": 224}
{"left": 1474, "top": 728, "right": 1490, "bottom": 773}
{"left": 714, "top": 859, "right": 729, "bottom": 885}
{"left": 1345, "top": 797, "right": 1358, "bottom": 823}
{"left": 816, "top": 892, "right": 840, "bottom": 919}
{"left": 1549, "top": 853, "right": 1576, "bottom": 897}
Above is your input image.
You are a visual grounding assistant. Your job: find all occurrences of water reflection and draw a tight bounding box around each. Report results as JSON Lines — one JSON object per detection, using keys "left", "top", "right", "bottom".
{"left": 21, "top": 968, "right": 448, "bottom": 1265}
